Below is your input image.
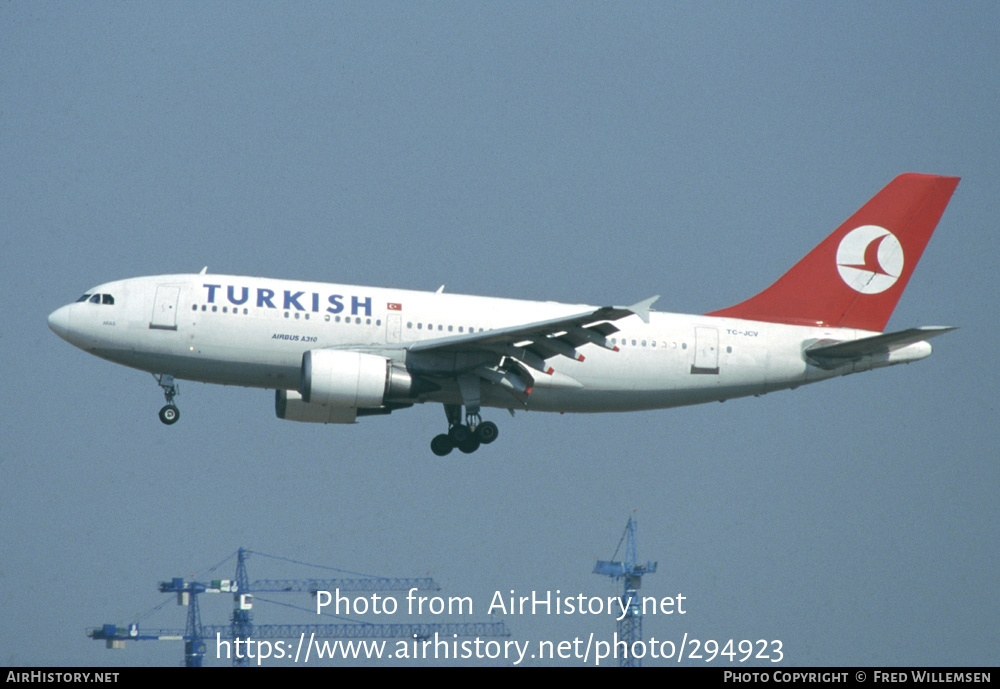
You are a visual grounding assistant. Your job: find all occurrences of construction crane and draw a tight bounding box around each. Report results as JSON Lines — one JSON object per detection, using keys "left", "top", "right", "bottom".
{"left": 593, "top": 515, "right": 657, "bottom": 667}
{"left": 89, "top": 548, "right": 509, "bottom": 667}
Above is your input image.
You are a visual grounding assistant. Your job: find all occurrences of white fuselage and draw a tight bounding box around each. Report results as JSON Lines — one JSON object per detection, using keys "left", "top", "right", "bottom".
{"left": 48, "top": 273, "right": 931, "bottom": 416}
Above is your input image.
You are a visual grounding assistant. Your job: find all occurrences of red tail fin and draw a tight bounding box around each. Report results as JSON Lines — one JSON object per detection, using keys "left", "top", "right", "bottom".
{"left": 707, "top": 173, "right": 960, "bottom": 331}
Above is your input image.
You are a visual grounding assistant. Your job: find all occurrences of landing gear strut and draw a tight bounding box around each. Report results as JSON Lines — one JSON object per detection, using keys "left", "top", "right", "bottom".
{"left": 430, "top": 405, "right": 499, "bottom": 456}
{"left": 155, "top": 374, "right": 180, "bottom": 425}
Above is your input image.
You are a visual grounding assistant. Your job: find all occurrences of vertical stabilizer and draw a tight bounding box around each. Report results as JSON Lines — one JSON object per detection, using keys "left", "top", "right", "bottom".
{"left": 707, "top": 174, "right": 960, "bottom": 331}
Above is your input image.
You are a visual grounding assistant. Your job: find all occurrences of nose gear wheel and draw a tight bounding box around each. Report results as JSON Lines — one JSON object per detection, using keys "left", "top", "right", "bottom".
{"left": 155, "top": 374, "right": 181, "bottom": 425}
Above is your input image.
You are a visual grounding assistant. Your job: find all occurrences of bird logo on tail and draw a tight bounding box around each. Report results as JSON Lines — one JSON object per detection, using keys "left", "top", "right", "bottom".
{"left": 836, "top": 225, "right": 904, "bottom": 295}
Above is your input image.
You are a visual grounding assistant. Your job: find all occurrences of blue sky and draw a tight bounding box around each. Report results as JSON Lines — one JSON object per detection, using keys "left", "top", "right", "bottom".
{"left": 2, "top": 2, "right": 997, "bottom": 666}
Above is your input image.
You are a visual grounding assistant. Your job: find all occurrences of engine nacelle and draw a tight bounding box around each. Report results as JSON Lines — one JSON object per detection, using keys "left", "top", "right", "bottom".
{"left": 275, "top": 389, "right": 359, "bottom": 424}
{"left": 300, "top": 349, "right": 417, "bottom": 407}
{"left": 277, "top": 350, "right": 432, "bottom": 424}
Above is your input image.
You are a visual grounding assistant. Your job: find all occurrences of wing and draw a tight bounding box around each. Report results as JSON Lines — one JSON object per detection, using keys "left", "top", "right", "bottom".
{"left": 409, "top": 295, "right": 658, "bottom": 366}
{"left": 395, "top": 295, "right": 660, "bottom": 400}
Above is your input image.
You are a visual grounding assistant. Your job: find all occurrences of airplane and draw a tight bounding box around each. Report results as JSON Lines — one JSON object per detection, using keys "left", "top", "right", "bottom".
{"left": 48, "top": 173, "right": 959, "bottom": 455}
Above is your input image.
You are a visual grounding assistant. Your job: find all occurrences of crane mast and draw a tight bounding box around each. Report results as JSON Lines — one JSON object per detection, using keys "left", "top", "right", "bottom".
{"left": 593, "top": 516, "right": 657, "bottom": 667}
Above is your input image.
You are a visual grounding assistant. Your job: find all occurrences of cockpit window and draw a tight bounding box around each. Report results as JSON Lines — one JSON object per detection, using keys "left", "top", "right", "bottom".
{"left": 79, "top": 293, "right": 115, "bottom": 305}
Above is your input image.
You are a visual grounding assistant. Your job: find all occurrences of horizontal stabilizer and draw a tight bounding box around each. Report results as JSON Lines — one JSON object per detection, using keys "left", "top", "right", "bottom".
{"left": 806, "top": 326, "right": 956, "bottom": 361}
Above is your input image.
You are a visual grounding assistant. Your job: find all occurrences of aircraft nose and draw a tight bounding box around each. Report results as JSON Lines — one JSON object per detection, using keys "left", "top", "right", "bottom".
{"left": 48, "top": 305, "right": 72, "bottom": 340}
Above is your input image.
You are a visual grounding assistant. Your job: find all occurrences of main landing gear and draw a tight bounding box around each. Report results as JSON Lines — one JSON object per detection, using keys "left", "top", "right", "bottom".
{"left": 430, "top": 403, "right": 499, "bottom": 456}
{"left": 155, "top": 374, "right": 180, "bottom": 425}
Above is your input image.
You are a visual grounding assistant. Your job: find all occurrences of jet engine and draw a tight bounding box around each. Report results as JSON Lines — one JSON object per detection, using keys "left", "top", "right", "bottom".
{"left": 275, "top": 349, "right": 422, "bottom": 424}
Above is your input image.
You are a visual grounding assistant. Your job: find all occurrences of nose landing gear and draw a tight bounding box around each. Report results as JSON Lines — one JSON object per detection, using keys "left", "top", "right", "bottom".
{"left": 155, "top": 374, "right": 180, "bottom": 425}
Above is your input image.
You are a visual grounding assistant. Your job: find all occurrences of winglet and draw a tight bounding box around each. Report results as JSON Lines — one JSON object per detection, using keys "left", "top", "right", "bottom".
{"left": 628, "top": 295, "right": 660, "bottom": 324}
